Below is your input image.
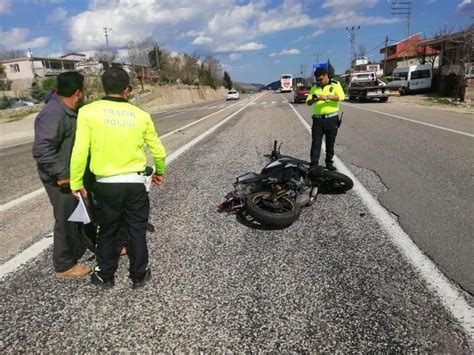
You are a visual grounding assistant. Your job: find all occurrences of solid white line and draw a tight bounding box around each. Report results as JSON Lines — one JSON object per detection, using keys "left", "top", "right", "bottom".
{"left": 342, "top": 102, "right": 474, "bottom": 138}
{"left": 0, "top": 234, "right": 53, "bottom": 278}
{"left": 0, "top": 139, "right": 34, "bottom": 150}
{"left": 0, "top": 188, "right": 46, "bottom": 212}
{"left": 0, "top": 101, "right": 241, "bottom": 212}
{"left": 289, "top": 103, "right": 474, "bottom": 340}
{"left": 0, "top": 93, "right": 264, "bottom": 277}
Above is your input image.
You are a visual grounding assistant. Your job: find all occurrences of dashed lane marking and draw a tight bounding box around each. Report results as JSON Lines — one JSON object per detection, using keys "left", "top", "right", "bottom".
{"left": 0, "top": 93, "right": 265, "bottom": 278}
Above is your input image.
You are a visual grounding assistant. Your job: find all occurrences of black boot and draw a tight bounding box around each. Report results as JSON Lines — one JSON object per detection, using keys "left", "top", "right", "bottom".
{"left": 325, "top": 161, "right": 337, "bottom": 171}
{"left": 132, "top": 269, "right": 152, "bottom": 290}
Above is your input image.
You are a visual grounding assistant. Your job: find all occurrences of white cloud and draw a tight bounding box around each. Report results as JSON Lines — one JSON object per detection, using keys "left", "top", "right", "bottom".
{"left": 191, "top": 36, "right": 214, "bottom": 45}
{"left": 0, "top": 28, "right": 49, "bottom": 50}
{"left": 47, "top": 7, "right": 68, "bottom": 23}
{"left": 216, "top": 41, "right": 265, "bottom": 53}
{"left": 229, "top": 53, "right": 241, "bottom": 61}
{"left": 311, "top": 29, "right": 325, "bottom": 37}
{"left": 457, "top": 0, "right": 474, "bottom": 13}
{"left": 269, "top": 48, "right": 301, "bottom": 57}
{"left": 0, "top": 0, "right": 10, "bottom": 14}
{"left": 322, "top": 0, "right": 378, "bottom": 9}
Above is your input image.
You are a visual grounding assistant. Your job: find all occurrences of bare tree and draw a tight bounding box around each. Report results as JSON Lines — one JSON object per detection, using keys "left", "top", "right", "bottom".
{"left": 92, "top": 46, "right": 116, "bottom": 63}
{"left": 0, "top": 49, "right": 27, "bottom": 60}
{"left": 127, "top": 37, "right": 154, "bottom": 66}
{"left": 357, "top": 44, "right": 367, "bottom": 59}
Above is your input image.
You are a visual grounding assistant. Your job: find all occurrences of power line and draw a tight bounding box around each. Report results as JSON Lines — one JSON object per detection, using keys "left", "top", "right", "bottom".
{"left": 390, "top": 0, "right": 412, "bottom": 63}
{"left": 103, "top": 27, "right": 112, "bottom": 49}
{"left": 345, "top": 26, "right": 360, "bottom": 68}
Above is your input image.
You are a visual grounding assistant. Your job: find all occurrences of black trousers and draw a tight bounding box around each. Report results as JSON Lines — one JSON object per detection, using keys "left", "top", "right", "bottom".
{"left": 43, "top": 183, "right": 84, "bottom": 272}
{"left": 93, "top": 182, "right": 150, "bottom": 281}
{"left": 310, "top": 115, "right": 339, "bottom": 166}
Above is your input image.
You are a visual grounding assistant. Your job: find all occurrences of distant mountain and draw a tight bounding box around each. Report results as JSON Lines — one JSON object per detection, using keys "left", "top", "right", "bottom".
{"left": 234, "top": 81, "right": 267, "bottom": 91}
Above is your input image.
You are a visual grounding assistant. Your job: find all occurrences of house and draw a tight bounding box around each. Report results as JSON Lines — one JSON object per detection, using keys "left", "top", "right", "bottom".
{"left": 352, "top": 58, "right": 383, "bottom": 76}
{"left": 380, "top": 33, "right": 439, "bottom": 76}
{"left": 426, "top": 26, "right": 474, "bottom": 99}
{"left": 0, "top": 56, "right": 77, "bottom": 95}
{"left": 60, "top": 53, "right": 87, "bottom": 61}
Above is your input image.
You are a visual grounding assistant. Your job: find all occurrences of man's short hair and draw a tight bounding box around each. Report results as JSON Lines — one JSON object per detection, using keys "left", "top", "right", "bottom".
{"left": 314, "top": 67, "right": 328, "bottom": 77}
{"left": 56, "top": 71, "right": 84, "bottom": 97}
{"left": 102, "top": 67, "right": 131, "bottom": 95}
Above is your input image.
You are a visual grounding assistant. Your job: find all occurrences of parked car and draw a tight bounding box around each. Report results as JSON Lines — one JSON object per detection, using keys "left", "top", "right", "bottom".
{"left": 226, "top": 90, "right": 240, "bottom": 100}
{"left": 293, "top": 86, "right": 312, "bottom": 103}
{"left": 8, "top": 97, "right": 38, "bottom": 108}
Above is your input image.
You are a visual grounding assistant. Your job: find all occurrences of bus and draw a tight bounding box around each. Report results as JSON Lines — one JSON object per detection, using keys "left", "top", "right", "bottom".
{"left": 280, "top": 74, "right": 293, "bottom": 92}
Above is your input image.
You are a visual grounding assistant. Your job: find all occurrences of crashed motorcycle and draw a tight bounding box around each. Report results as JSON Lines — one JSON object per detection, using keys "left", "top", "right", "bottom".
{"left": 218, "top": 141, "right": 353, "bottom": 228}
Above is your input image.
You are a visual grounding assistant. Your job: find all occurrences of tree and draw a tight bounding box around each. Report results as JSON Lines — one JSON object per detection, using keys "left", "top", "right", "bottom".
{"left": 0, "top": 49, "right": 26, "bottom": 60}
{"left": 148, "top": 45, "right": 162, "bottom": 70}
{"left": 92, "top": 46, "right": 116, "bottom": 64}
{"left": 357, "top": 44, "right": 367, "bottom": 59}
{"left": 30, "top": 82, "right": 45, "bottom": 101}
{"left": 127, "top": 37, "right": 153, "bottom": 66}
{"left": 223, "top": 71, "right": 233, "bottom": 90}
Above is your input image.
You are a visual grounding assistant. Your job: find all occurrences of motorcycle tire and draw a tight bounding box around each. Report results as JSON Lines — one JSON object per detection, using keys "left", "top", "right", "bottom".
{"left": 244, "top": 191, "right": 300, "bottom": 227}
{"left": 322, "top": 171, "right": 354, "bottom": 192}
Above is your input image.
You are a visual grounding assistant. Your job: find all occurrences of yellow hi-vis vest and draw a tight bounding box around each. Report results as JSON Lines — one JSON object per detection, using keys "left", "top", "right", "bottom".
{"left": 70, "top": 98, "right": 166, "bottom": 190}
{"left": 306, "top": 80, "right": 345, "bottom": 116}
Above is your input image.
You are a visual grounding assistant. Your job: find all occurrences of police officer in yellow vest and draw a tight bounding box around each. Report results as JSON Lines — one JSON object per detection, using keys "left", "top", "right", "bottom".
{"left": 70, "top": 67, "right": 166, "bottom": 289}
{"left": 306, "top": 67, "right": 345, "bottom": 171}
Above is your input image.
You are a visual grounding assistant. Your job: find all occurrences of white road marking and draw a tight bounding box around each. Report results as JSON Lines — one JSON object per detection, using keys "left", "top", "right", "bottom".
{"left": 0, "top": 188, "right": 46, "bottom": 212}
{"left": 289, "top": 103, "right": 474, "bottom": 341}
{"left": 0, "top": 101, "right": 242, "bottom": 212}
{"left": 0, "top": 235, "right": 53, "bottom": 278}
{"left": 160, "top": 100, "right": 240, "bottom": 139}
{"left": 260, "top": 101, "right": 267, "bottom": 105}
{"left": 271, "top": 101, "right": 276, "bottom": 104}
{"left": 343, "top": 102, "right": 474, "bottom": 138}
{"left": 0, "top": 93, "right": 264, "bottom": 278}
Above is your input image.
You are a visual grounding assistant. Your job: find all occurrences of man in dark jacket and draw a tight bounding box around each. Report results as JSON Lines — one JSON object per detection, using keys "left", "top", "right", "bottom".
{"left": 32, "top": 71, "right": 91, "bottom": 278}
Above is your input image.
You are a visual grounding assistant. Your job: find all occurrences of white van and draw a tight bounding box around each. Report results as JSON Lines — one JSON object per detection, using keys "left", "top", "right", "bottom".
{"left": 388, "top": 64, "right": 432, "bottom": 95}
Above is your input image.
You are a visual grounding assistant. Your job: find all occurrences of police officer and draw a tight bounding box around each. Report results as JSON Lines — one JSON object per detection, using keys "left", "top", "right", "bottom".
{"left": 306, "top": 67, "right": 345, "bottom": 171}
{"left": 70, "top": 67, "right": 166, "bottom": 289}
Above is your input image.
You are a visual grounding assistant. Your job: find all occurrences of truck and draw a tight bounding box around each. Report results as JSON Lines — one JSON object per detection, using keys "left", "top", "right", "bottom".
{"left": 347, "top": 70, "right": 399, "bottom": 102}
{"left": 387, "top": 64, "right": 433, "bottom": 95}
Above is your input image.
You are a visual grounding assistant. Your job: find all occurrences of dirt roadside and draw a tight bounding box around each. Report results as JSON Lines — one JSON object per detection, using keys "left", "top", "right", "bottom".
{"left": 385, "top": 94, "right": 474, "bottom": 115}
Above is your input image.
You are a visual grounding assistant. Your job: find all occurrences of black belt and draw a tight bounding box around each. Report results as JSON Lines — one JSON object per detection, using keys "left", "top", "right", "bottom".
{"left": 312, "top": 112, "right": 338, "bottom": 119}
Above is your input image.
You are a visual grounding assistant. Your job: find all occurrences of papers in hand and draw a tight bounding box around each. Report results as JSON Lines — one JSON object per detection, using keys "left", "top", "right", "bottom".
{"left": 68, "top": 194, "right": 93, "bottom": 224}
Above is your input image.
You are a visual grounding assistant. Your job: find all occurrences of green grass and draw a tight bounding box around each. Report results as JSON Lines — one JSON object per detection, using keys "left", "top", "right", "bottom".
{"left": 425, "top": 97, "right": 452, "bottom": 105}
{"left": 0, "top": 108, "right": 41, "bottom": 124}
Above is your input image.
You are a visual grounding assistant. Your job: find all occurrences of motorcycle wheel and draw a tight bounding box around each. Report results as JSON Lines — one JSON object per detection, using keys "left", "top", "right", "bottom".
{"left": 244, "top": 191, "right": 300, "bottom": 227}
{"left": 322, "top": 171, "right": 354, "bottom": 192}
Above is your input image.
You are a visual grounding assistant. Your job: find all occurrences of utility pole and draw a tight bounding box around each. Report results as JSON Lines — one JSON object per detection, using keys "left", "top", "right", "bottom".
{"left": 313, "top": 52, "right": 322, "bottom": 63}
{"left": 345, "top": 26, "right": 360, "bottom": 69}
{"left": 103, "top": 27, "right": 112, "bottom": 65}
{"left": 390, "top": 1, "right": 412, "bottom": 64}
{"left": 154, "top": 42, "right": 160, "bottom": 83}
{"left": 383, "top": 35, "right": 388, "bottom": 76}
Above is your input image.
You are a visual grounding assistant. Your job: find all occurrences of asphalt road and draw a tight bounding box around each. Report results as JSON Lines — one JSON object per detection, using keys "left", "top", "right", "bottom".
{"left": 0, "top": 92, "right": 472, "bottom": 351}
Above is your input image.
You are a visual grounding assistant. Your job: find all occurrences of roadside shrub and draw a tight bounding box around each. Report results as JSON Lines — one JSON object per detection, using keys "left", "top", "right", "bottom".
{"left": 0, "top": 95, "right": 10, "bottom": 109}
{"left": 30, "top": 83, "right": 45, "bottom": 101}
{"left": 40, "top": 77, "right": 56, "bottom": 93}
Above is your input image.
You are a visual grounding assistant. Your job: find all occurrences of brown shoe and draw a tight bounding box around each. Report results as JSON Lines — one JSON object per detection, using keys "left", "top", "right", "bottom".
{"left": 55, "top": 264, "right": 92, "bottom": 278}
{"left": 119, "top": 247, "right": 127, "bottom": 256}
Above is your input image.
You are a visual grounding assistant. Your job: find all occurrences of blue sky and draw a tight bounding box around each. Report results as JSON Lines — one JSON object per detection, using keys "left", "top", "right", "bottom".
{"left": 1, "top": 0, "right": 473, "bottom": 84}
